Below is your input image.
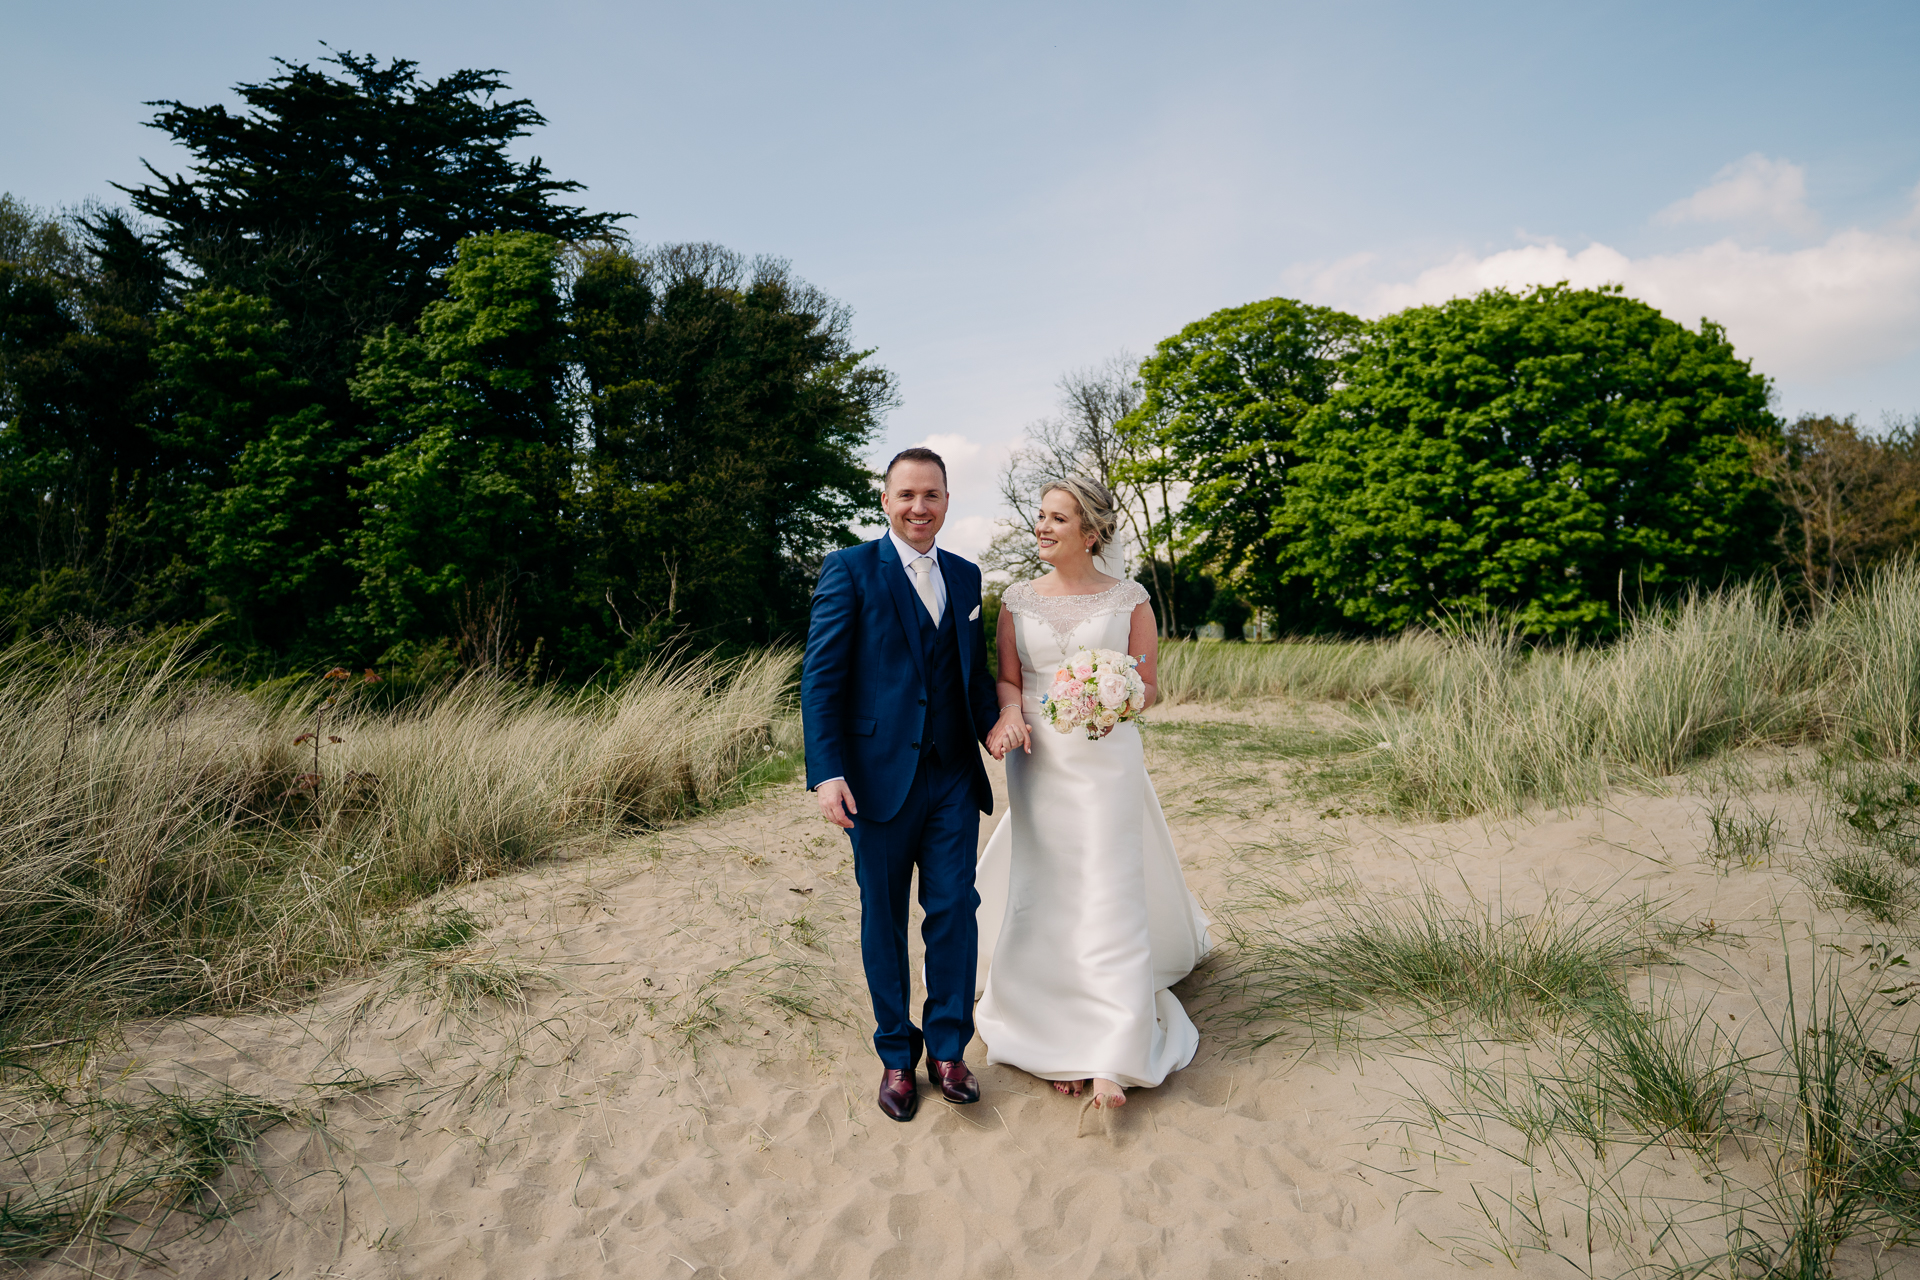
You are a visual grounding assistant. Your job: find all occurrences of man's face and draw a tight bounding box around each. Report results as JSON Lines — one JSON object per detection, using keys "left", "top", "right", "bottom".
{"left": 880, "top": 460, "right": 949, "bottom": 552}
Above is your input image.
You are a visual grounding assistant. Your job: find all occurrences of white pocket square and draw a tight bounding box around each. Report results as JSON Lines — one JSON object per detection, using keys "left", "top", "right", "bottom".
{"left": 968, "top": 605, "right": 981, "bottom": 621}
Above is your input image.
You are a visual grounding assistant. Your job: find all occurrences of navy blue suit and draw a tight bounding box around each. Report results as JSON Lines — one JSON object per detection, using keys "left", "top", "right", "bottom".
{"left": 802, "top": 535, "right": 998, "bottom": 1068}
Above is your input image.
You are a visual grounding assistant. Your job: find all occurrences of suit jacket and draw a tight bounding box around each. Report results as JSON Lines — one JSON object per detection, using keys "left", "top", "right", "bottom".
{"left": 802, "top": 535, "right": 998, "bottom": 824}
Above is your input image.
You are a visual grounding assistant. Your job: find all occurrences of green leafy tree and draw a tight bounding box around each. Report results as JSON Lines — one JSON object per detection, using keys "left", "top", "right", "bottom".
{"left": 120, "top": 51, "right": 619, "bottom": 400}
{"left": 349, "top": 231, "right": 572, "bottom": 659}
{"left": 572, "top": 242, "right": 894, "bottom": 658}
{"left": 2, "top": 53, "right": 897, "bottom": 673}
{"left": 1280, "top": 284, "right": 1780, "bottom": 635}
{"left": 0, "top": 200, "right": 167, "bottom": 629}
{"left": 150, "top": 288, "right": 339, "bottom": 654}
{"left": 1121, "top": 298, "right": 1364, "bottom": 632}
{"left": 104, "top": 51, "right": 619, "bottom": 659}
{"left": 0, "top": 195, "right": 87, "bottom": 279}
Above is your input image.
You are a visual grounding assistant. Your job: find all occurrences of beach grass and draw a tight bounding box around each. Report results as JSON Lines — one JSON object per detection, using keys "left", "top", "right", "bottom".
{"left": 1743, "top": 959, "right": 1920, "bottom": 1278}
{"left": 0, "top": 627, "right": 798, "bottom": 1046}
{"left": 1222, "top": 883, "right": 1663, "bottom": 1044}
{"left": 1232, "top": 879, "right": 1920, "bottom": 1272}
{"left": 1156, "top": 628, "right": 1446, "bottom": 705}
{"left": 1818, "top": 850, "right": 1913, "bottom": 923}
{"left": 1139, "top": 717, "right": 1371, "bottom": 762}
{"left": 1580, "top": 983, "right": 1742, "bottom": 1144}
{"left": 1157, "top": 563, "right": 1920, "bottom": 818}
{"left": 0, "top": 1082, "right": 309, "bottom": 1262}
{"left": 1705, "top": 797, "right": 1784, "bottom": 868}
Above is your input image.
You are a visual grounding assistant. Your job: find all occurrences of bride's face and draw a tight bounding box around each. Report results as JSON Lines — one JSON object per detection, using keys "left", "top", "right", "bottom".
{"left": 1034, "top": 490, "right": 1094, "bottom": 568}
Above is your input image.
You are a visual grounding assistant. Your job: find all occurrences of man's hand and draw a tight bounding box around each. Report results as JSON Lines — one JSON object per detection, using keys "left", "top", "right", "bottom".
{"left": 816, "top": 778, "right": 858, "bottom": 829}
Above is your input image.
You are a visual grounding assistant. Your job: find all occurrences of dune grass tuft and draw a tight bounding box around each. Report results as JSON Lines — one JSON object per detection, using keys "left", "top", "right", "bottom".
{"left": 1709, "top": 958, "right": 1920, "bottom": 1279}
{"left": 1706, "top": 798, "right": 1783, "bottom": 868}
{"left": 1580, "top": 985, "right": 1742, "bottom": 1143}
{"left": 1223, "top": 884, "right": 1662, "bottom": 1045}
{"left": 0, "top": 1082, "right": 307, "bottom": 1262}
{"left": 1830, "top": 760, "right": 1920, "bottom": 866}
{"left": 1819, "top": 850, "right": 1913, "bottom": 923}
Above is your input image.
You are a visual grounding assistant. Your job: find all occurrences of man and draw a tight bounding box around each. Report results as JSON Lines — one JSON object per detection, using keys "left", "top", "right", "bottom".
{"left": 802, "top": 447, "right": 1000, "bottom": 1121}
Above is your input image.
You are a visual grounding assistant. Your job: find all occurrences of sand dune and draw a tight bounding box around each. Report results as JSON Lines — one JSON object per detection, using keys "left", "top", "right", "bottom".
{"left": 26, "top": 700, "right": 1920, "bottom": 1278}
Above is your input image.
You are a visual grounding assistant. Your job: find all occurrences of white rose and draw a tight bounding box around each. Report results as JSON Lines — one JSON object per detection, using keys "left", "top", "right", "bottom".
{"left": 1096, "top": 673, "right": 1129, "bottom": 708}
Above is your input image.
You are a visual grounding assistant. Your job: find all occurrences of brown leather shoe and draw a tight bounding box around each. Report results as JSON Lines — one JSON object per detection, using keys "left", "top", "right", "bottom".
{"left": 878, "top": 1067, "right": 918, "bottom": 1121}
{"left": 927, "top": 1058, "right": 980, "bottom": 1104}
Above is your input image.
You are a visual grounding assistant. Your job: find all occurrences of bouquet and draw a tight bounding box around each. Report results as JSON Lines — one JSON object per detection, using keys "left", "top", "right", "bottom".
{"left": 1040, "top": 647, "right": 1148, "bottom": 739}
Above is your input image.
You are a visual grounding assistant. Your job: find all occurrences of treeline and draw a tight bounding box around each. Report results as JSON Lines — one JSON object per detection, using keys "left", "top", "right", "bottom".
{"left": 1005, "top": 291, "right": 1917, "bottom": 639}
{"left": 0, "top": 53, "right": 891, "bottom": 676}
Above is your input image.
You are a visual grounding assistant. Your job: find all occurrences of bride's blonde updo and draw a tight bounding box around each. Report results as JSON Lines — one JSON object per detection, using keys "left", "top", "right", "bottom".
{"left": 1042, "top": 475, "right": 1120, "bottom": 555}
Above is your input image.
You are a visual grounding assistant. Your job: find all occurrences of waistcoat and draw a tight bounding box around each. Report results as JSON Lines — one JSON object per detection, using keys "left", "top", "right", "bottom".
{"left": 916, "top": 596, "right": 970, "bottom": 767}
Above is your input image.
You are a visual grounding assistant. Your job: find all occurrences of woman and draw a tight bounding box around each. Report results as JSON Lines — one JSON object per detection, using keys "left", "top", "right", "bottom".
{"left": 976, "top": 476, "right": 1211, "bottom": 1124}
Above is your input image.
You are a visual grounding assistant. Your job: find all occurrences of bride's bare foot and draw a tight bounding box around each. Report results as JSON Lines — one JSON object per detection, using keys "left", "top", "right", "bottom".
{"left": 1074, "top": 1079, "right": 1126, "bottom": 1137}
{"left": 1052, "top": 1079, "right": 1088, "bottom": 1097}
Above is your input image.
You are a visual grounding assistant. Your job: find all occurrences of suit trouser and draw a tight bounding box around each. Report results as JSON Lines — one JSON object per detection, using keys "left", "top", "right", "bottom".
{"left": 848, "top": 753, "right": 980, "bottom": 1070}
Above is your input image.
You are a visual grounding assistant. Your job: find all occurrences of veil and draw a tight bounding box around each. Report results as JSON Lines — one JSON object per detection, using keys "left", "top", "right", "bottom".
{"left": 1094, "top": 531, "right": 1129, "bottom": 582}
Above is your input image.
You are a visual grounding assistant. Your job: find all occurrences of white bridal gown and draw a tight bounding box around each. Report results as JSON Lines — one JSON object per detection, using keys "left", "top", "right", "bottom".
{"left": 973, "top": 579, "right": 1212, "bottom": 1089}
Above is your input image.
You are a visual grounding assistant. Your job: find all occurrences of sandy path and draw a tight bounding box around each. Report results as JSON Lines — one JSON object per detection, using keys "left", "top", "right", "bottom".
{"left": 30, "top": 701, "right": 1920, "bottom": 1278}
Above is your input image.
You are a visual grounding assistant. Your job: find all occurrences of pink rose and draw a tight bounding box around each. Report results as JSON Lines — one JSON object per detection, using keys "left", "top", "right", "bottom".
{"left": 1096, "top": 673, "right": 1128, "bottom": 709}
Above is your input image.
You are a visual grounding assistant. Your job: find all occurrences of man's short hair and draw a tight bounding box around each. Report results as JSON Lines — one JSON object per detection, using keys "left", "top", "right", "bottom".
{"left": 884, "top": 446, "right": 948, "bottom": 488}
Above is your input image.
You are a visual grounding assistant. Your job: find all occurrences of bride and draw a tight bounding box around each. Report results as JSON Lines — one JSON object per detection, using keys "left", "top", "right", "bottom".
{"left": 976, "top": 475, "right": 1211, "bottom": 1121}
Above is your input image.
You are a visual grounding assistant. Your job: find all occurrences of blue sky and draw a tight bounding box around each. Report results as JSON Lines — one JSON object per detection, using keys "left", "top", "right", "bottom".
{"left": 7, "top": 0, "right": 1918, "bottom": 555}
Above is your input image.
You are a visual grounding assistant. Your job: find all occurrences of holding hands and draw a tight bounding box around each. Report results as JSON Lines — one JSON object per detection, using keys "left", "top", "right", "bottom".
{"left": 987, "top": 704, "right": 1031, "bottom": 759}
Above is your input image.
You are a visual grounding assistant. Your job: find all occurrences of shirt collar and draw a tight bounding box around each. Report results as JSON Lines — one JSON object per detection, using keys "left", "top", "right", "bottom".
{"left": 888, "top": 529, "right": 938, "bottom": 565}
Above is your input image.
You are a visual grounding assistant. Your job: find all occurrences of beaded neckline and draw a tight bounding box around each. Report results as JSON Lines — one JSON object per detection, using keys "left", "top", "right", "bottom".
{"left": 1002, "top": 579, "right": 1148, "bottom": 648}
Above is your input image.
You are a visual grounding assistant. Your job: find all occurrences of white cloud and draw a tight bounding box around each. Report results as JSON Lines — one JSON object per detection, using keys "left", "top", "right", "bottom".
{"left": 1333, "top": 224, "right": 1920, "bottom": 384}
{"left": 937, "top": 514, "right": 999, "bottom": 561}
{"left": 1363, "top": 242, "right": 1632, "bottom": 314}
{"left": 1655, "top": 153, "right": 1818, "bottom": 236}
{"left": 915, "top": 431, "right": 983, "bottom": 466}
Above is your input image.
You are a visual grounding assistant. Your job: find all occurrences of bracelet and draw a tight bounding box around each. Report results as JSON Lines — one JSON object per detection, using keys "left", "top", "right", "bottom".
{"left": 1000, "top": 703, "right": 1022, "bottom": 713}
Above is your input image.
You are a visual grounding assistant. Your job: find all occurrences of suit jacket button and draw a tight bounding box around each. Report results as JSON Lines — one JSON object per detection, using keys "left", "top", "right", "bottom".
{"left": 909, "top": 742, "right": 920, "bottom": 751}
{"left": 918, "top": 697, "right": 927, "bottom": 706}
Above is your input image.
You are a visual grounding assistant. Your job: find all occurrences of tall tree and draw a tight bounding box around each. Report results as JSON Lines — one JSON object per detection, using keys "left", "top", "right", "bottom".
{"left": 1281, "top": 284, "right": 1780, "bottom": 636}
{"left": 0, "top": 199, "right": 169, "bottom": 629}
{"left": 572, "top": 242, "right": 894, "bottom": 659}
{"left": 95, "top": 50, "right": 622, "bottom": 658}
{"left": 120, "top": 51, "right": 620, "bottom": 402}
{"left": 1121, "top": 298, "right": 1363, "bottom": 632}
{"left": 986, "top": 355, "right": 1189, "bottom": 632}
{"left": 349, "top": 232, "right": 572, "bottom": 660}
{"left": 1750, "top": 413, "right": 1920, "bottom": 604}
{"left": 149, "top": 287, "right": 338, "bottom": 655}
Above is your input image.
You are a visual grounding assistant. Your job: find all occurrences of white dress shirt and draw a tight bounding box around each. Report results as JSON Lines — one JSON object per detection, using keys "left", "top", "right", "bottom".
{"left": 890, "top": 529, "right": 945, "bottom": 623}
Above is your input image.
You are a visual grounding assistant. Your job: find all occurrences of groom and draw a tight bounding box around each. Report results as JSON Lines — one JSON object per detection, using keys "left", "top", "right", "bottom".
{"left": 803, "top": 447, "right": 1000, "bottom": 1122}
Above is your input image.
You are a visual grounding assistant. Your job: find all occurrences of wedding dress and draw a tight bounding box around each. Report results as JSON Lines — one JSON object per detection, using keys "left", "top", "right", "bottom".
{"left": 973, "top": 579, "right": 1211, "bottom": 1089}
